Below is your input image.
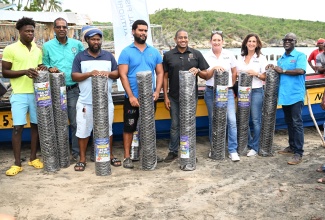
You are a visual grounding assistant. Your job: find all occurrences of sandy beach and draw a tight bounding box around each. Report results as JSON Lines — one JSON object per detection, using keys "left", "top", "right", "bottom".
{"left": 1, "top": 127, "right": 325, "bottom": 220}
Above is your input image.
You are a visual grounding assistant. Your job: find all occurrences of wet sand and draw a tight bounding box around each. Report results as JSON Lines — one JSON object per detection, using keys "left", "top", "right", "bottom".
{"left": 0, "top": 127, "right": 325, "bottom": 220}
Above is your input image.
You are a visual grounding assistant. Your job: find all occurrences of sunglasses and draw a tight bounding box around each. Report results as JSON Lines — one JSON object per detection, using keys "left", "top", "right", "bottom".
{"left": 282, "top": 38, "right": 295, "bottom": 42}
{"left": 212, "top": 30, "right": 223, "bottom": 34}
{"left": 55, "top": 26, "right": 68, "bottom": 30}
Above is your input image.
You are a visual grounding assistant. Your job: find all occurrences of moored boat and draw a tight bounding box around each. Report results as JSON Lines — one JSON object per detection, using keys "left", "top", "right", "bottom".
{"left": 0, "top": 73, "right": 325, "bottom": 142}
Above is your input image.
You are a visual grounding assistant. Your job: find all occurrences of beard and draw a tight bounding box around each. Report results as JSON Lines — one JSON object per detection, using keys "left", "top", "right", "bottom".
{"left": 89, "top": 44, "right": 101, "bottom": 53}
{"left": 134, "top": 35, "right": 147, "bottom": 44}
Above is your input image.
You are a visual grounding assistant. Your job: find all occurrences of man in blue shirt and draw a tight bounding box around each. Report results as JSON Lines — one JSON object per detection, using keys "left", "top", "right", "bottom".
{"left": 118, "top": 20, "right": 164, "bottom": 169}
{"left": 42, "top": 17, "right": 84, "bottom": 161}
{"left": 266, "top": 33, "right": 307, "bottom": 165}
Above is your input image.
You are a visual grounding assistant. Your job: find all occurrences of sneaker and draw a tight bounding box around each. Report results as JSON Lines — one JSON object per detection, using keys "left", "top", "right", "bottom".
{"left": 164, "top": 152, "right": 178, "bottom": 163}
{"left": 229, "top": 152, "right": 240, "bottom": 162}
{"left": 123, "top": 158, "right": 134, "bottom": 169}
{"left": 278, "top": 147, "right": 294, "bottom": 155}
{"left": 287, "top": 154, "right": 302, "bottom": 165}
{"left": 247, "top": 149, "right": 257, "bottom": 157}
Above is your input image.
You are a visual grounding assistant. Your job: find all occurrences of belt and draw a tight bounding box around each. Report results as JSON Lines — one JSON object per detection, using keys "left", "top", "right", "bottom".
{"left": 66, "top": 84, "right": 78, "bottom": 91}
{"left": 206, "top": 85, "right": 233, "bottom": 89}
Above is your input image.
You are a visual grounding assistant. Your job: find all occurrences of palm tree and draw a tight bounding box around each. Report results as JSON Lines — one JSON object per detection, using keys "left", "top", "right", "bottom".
{"left": 47, "top": 0, "right": 61, "bottom": 12}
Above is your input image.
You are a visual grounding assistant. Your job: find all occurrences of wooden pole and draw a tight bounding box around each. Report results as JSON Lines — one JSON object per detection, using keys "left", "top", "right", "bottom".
{"left": 306, "top": 89, "right": 325, "bottom": 147}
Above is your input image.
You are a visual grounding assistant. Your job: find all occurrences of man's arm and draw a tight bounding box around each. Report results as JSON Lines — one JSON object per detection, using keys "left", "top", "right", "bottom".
{"left": 163, "top": 71, "right": 170, "bottom": 110}
{"left": 153, "top": 63, "right": 164, "bottom": 101}
{"left": 118, "top": 64, "right": 139, "bottom": 107}
{"left": 2, "top": 60, "right": 38, "bottom": 78}
{"left": 231, "top": 67, "right": 237, "bottom": 86}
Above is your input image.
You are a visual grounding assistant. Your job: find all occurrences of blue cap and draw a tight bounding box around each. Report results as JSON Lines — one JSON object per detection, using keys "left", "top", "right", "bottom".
{"left": 82, "top": 25, "right": 102, "bottom": 40}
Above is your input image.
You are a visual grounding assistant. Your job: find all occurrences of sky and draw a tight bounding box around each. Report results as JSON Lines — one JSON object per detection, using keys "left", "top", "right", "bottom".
{"left": 61, "top": 0, "right": 325, "bottom": 23}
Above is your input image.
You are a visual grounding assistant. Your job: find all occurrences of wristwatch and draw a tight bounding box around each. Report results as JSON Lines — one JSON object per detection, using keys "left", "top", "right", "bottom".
{"left": 257, "top": 73, "right": 261, "bottom": 78}
{"left": 197, "top": 68, "right": 201, "bottom": 73}
{"left": 283, "top": 69, "right": 287, "bottom": 73}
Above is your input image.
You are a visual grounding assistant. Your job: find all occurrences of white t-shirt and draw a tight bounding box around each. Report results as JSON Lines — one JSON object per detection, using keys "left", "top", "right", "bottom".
{"left": 204, "top": 48, "right": 237, "bottom": 87}
{"left": 237, "top": 53, "right": 267, "bottom": 89}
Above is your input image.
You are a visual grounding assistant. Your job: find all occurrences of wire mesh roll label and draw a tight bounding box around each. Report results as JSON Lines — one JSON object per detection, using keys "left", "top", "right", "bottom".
{"left": 95, "top": 138, "right": 110, "bottom": 162}
{"left": 238, "top": 86, "right": 251, "bottom": 107}
{"left": 34, "top": 82, "right": 52, "bottom": 107}
{"left": 60, "top": 86, "right": 67, "bottom": 110}
{"left": 216, "top": 85, "right": 228, "bottom": 107}
{"left": 180, "top": 136, "right": 190, "bottom": 158}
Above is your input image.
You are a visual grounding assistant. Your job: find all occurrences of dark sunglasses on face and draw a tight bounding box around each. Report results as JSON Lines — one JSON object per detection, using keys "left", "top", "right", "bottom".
{"left": 55, "top": 26, "right": 68, "bottom": 30}
{"left": 282, "top": 38, "right": 295, "bottom": 42}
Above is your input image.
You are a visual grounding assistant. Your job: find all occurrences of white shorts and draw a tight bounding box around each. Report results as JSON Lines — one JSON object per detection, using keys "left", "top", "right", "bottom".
{"left": 76, "top": 101, "right": 114, "bottom": 138}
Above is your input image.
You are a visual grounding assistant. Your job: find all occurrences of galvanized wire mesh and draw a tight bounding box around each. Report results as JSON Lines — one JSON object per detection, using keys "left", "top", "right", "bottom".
{"left": 92, "top": 76, "right": 111, "bottom": 176}
{"left": 49, "top": 72, "right": 70, "bottom": 168}
{"left": 211, "top": 70, "right": 229, "bottom": 160}
{"left": 179, "top": 71, "right": 196, "bottom": 171}
{"left": 237, "top": 71, "right": 253, "bottom": 155}
{"left": 34, "top": 70, "right": 60, "bottom": 172}
{"left": 259, "top": 69, "right": 279, "bottom": 156}
{"left": 136, "top": 71, "right": 157, "bottom": 170}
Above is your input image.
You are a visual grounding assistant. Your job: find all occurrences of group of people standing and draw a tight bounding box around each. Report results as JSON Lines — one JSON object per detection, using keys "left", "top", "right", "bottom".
{"left": 3, "top": 17, "right": 323, "bottom": 184}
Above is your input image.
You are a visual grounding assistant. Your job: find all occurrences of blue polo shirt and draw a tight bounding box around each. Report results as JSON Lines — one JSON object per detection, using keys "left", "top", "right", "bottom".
{"left": 277, "top": 49, "right": 307, "bottom": 105}
{"left": 118, "top": 43, "right": 162, "bottom": 98}
{"left": 42, "top": 37, "right": 84, "bottom": 86}
{"left": 72, "top": 49, "right": 117, "bottom": 104}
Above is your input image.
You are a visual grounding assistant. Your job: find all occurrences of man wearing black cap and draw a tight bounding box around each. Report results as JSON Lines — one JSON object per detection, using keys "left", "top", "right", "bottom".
{"left": 71, "top": 26, "right": 120, "bottom": 171}
{"left": 42, "top": 17, "right": 84, "bottom": 161}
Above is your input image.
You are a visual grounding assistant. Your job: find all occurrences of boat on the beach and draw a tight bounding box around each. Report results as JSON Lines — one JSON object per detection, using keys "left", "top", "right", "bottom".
{"left": 0, "top": 72, "right": 325, "bottom": 142}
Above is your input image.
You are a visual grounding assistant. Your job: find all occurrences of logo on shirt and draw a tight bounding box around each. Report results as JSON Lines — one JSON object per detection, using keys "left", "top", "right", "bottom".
{"left": 290, "top": 60, "right": 296, "bottom": 63}
{"left": 71, "top": 47, "right": 77, "bottom": 56}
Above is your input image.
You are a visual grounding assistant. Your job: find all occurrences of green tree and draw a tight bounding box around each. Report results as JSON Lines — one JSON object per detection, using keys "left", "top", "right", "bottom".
{"left": 47, "top": 0, "right": 62, "bottom": 12}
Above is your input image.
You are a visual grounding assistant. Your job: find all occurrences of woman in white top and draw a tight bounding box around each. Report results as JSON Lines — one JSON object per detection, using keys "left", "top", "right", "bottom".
{"left": 237, "top": 33, "right": 267, "bottom": 157}
{"left": 204, "top": 31, "right": 240, "bottom": 162}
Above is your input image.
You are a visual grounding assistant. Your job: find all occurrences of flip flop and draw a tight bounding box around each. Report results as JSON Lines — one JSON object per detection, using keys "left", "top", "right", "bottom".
{"left": 317, "top": 178, "right": 325, "bottom": 184}
{"left": 28, "top": 159, "right": 43, "bottom": 169}
{"left": 110, "top": 158, "right": 122, "bottom": 167}
{"left": 6, "top": 165, "right": 23, "bottom": 176}
{"left": 74, "top": 162, "right": 86, "bottom": 171}
{"left": 316, "top": 164, "right": 325, "bottom": 172}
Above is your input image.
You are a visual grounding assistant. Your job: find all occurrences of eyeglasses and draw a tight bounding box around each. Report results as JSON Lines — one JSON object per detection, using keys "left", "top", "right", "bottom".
{"left": 212, "top": 30, "right": 223, "bottom": 34}
{"left": 282, "top": 38, "right": 295, "bottom": 42}
{"left": 55, "top": 26, "right": 68, "bottom": 30}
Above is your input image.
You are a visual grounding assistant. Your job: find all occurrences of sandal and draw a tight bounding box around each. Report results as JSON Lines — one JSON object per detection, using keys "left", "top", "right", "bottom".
{"left": 74, "top": 162, "right": 86, "bottom": 171}
{"left": 316, "top": 164, "right": 325, "bottom": 172}
{"left": 110, "top": 158, "right": 122, "bottom": 167}
{"left": 28, "top": 159, "right": 43, "bottom": 169}
{"left": 317, "top": 178, "right": 325, "bottom": 184}
{"left": 6, "top": 165, "right": 23, "bottom": 176}
{"left": 123, "top": 158, "right": 134, "bottom": 169}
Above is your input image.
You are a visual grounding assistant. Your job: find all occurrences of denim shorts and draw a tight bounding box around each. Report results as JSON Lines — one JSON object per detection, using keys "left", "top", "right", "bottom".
{"left": 10, "top": 93, "right": 37, "bottom": 125}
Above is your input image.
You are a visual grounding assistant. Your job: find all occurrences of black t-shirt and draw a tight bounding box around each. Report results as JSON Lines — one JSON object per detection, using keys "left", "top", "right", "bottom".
{"left": 163, "top": 47, "right": 209, "bottom": 100}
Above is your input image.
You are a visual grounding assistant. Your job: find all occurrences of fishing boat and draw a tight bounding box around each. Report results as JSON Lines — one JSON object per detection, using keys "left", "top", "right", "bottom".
{"left": 1, "top": 73, "right": 325, "bottom": 142}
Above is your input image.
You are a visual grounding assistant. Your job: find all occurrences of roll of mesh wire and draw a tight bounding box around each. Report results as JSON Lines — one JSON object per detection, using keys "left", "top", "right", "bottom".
{"left": 34, "top": 70, "right": 60, "bottom": 172}
{"left": 92, "top": 76, "right": 111, "bottom": 176}
{"left": 259, "top": 69, "right": 279, "bottom": 156}
{"left": 179, "top": 71, "right": 196, "bottom": 171}
{"left": 136, "top": 71, "right": 157, "bottom": 170}
{"left": 236, "top": 71, "right": 253, "bottom": 155}
{"left": 211, "top": 70, "right": 229, "bottom": 160}
{"left": 49, "top": 72, "right": 70, "bottom": 168}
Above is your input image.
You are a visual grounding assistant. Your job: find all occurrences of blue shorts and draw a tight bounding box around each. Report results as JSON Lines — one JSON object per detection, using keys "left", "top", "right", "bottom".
{"left": 10, "top": 93, "right": 37, "bottom": 125}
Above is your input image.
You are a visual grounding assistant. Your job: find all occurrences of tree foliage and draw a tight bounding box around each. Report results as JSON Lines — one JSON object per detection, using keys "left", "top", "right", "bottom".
{"left": 0, "top": 0, "right": 63, "bottom": 12}
{"left": 149, "top": 8, "right": 325, "bottom": 44}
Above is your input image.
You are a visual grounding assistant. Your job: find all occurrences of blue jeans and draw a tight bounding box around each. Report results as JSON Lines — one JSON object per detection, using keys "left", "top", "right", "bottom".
{"left": 282, "top": 101, "right": 304, "bottom": 156}
{"left": 67, "top": 86, "right": 79, "bottom": 156}
{"left": 248, "top": 87, "right": 264, "bottom": 152}
{"left": 168, "top": 96, "right": 180, "bottom": 153}
{"left": 204, "top": 87, "right": 238, "bottom": 153}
